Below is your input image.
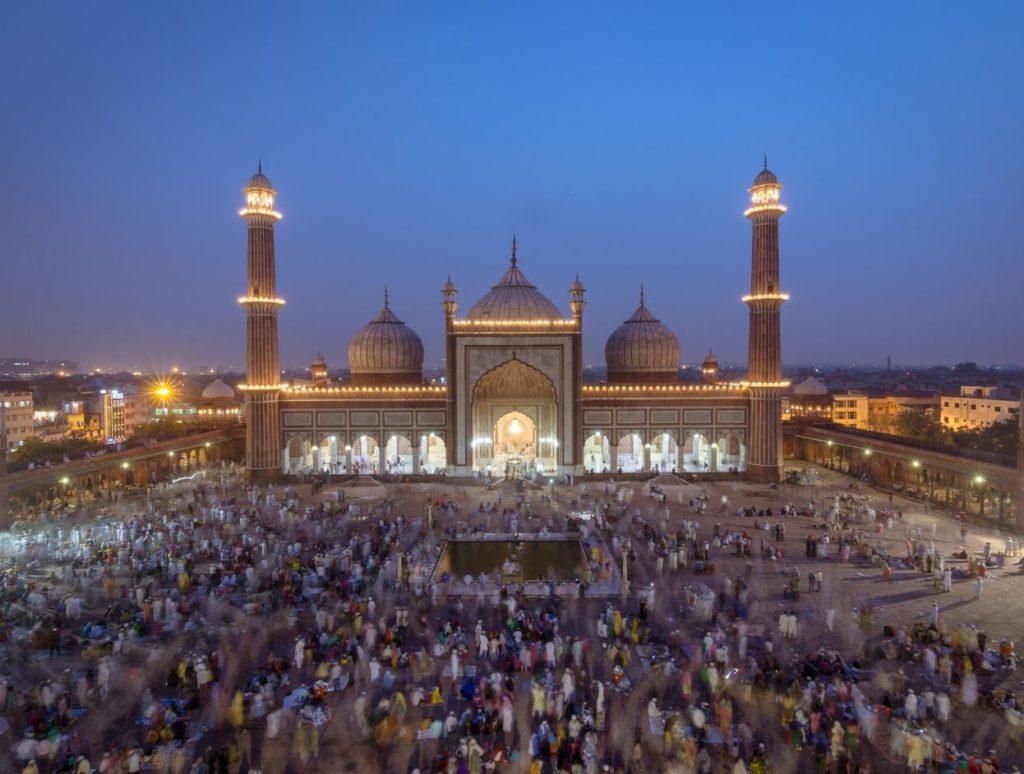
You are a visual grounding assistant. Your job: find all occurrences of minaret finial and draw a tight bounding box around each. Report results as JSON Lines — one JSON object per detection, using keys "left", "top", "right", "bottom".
{"left": 383, "top": 286, "right": 390, "bottom": 308}
{"left": 763, "top": 154, "right": 768, "bottom": 171}
{"left": 639, "top": 283, "right": 646, "bottom": 307}
{"left": 258, "top": 159, "right": 263, "bottom": 175}
{"left": 511, "top": 234, "right": 518, "bottom": 267}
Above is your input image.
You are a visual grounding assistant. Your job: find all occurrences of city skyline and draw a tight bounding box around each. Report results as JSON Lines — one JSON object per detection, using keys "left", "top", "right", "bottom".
{"left": 2, "top": 4, "right": 1022, "bottom": 370}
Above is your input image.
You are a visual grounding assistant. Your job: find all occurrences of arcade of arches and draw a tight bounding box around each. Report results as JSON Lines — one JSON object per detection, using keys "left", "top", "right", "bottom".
{"left": 583, "top": 430, "right": 747, "bottom": 474}
{"left": 283, "top": 432, "right": 447, "bottom": 475}
{"left": 787, "top": 434, "right": 1019, "bottom": 523}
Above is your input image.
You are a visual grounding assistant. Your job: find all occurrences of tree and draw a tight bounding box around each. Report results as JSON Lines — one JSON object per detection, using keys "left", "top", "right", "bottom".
{"left": 893, "top": 409, "right": 951, "bottom": 446}
{"left": 953, "top": 419, "right": 1019, "bottom": 456}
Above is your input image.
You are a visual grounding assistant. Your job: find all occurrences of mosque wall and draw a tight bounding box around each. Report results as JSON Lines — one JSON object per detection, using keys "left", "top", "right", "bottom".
{"left": 580, "top": 394, "right": 749, "bottom": 449}
{"left": 278, "top": 398, "right": 447, "bottom": 448}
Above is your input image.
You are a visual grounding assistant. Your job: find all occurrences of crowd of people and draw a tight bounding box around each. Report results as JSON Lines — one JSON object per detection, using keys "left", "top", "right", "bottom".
{"left": 0, "top": 464, "right": 1022, "bottom": 773}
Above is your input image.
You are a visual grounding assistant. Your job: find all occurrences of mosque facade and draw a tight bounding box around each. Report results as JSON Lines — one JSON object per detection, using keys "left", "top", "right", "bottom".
{"left": 238, "top": 164, "right": 790, "bottom": 482}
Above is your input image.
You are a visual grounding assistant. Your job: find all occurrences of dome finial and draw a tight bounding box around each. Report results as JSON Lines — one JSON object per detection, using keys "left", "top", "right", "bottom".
{"left": 511, "top": 234, "right": 518, "bottom": 267}
{"left": 763, "top": 153, "right": 768, "bottom": 171}
{"left": 383, "top": 286, "right": 390, "bottom": 309}
{"left": 639, "top": 283, "right": 646, "bottom": 307}
{"left": 258, "top": 158, "right": 263, "bottom": 175}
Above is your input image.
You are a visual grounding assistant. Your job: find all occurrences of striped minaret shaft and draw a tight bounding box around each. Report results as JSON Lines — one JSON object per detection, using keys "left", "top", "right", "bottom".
{"left": 239, "top": 164, "right": 283, "bottom": 479}
{"left": 744, "top": 162, "right": 788, "bottom": 483}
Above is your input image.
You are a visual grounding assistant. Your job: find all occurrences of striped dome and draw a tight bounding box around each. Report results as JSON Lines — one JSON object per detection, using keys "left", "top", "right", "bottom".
{"left": 348, "top": 291, "right": 424, "bottom": 384}
{"left": 246, "top": 161, "right": 273, "bottom": 190}
{"left": 605, "top": 288, "right": 680, "bottom": 383}
{"left": 466, "top": 240, "right": 564, "bottom": 321}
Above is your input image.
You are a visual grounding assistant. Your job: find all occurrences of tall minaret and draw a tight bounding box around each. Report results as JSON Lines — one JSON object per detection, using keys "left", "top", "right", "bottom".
{"left": 238, "top": 163, "right": 284, "bottom": 480}
{"left": 0, "top": 406, "right": 8, "bottom": 529}
{"left": 744, "top": 160, "right": 788, "bottom": 482}
{"left": 1017, "top": 393, "right": 1024, "bottom": 529}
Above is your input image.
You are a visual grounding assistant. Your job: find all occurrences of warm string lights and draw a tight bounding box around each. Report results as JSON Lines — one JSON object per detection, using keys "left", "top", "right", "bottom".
{"left": 283, "top": 385, "right": 447, "bottom": 396}
{"left": 580, "top": 381, "right": 789, "bottom": 394}
{"left": 451, "top": 319, "right": 576, "bottom": 328}
{"left": 741, "top": 293, "right": 790, "bottom": 303}
{"left": 237, "top": 296, "right": 286, "bottom": 305}
{"left": 239, "top": 189, "right": 282, "bottom": 219}
{"left": 238, "top": 383, "right": 290, "bottom": 391}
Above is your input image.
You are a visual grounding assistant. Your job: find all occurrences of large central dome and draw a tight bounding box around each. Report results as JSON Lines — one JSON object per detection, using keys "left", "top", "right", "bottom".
{"left": 466, "top": 240, "right": 564, "bottom": 321}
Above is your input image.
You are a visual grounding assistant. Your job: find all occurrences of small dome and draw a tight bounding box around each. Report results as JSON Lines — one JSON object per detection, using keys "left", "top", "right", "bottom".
{"left": 201, "top": 378, "right": 235, "bottom": 400}
{"left": 441, "top": 274, "right": 458, "bottom": 295}
{"left": 247, "top": 161, "right": 273, "bottom": 190}
{"left": 702, "top": 349, "right": 719, "bottom": 368}
{"left": 605, "top": 287, "right": 680, "bottom": 383}
{"left": 466, "top": 239, "right": 563, "bottom": 321}
{"left": 570, "top": 274, "right": 585, "bottom": 294}
{"left": 753, "top": 162, "right": 778, "bottom": 186}
{"left": 792, "top": 376, "right": 828, "bottom": 396}
{"left": 348, "top": 290, "right": 424, "bottom": 384}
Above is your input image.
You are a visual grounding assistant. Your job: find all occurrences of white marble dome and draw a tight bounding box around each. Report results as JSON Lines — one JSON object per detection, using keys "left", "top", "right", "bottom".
{"left": 466, "top": 243, "right": 563, "bottom": 321}
{"left": 348, "top": 291, "right": 424, "bottom": 384}
{"left": 605, "top": 289, "right": 680, "bottom": 383}
{"left": 201, "top": 378, "right": 235, "bottom": 400}
{"left": 792, "top": 376, "right": 828, "bottom": 396}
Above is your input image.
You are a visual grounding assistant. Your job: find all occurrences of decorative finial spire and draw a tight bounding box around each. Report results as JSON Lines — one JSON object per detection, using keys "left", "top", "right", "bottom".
{"left": 383, "top": 286, "right": 390, "bottom": 308}
{"left": 511, "top": 234, "right": 517, "bottom": 267}
{"left": 639, "top": 283, "right": 646, "bottom": 307}
{"left": 258, "top": 159, "right": 263, "bottom": 175}
{"left": 763, "top": 154, "right": 768, "bottom": 171}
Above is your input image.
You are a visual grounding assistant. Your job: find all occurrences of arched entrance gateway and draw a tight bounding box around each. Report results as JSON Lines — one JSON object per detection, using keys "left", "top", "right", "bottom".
{"left": 470, "top": 358, "right": 558, "bottom": 475}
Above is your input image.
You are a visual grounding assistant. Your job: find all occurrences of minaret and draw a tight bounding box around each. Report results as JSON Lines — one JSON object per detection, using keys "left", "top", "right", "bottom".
{"left": 701, "top": 349, "right": 720, "bottom": 384}
{"left": 310, "top": 352, "right": 329, "bottom": 386}
{"left": 0, "top": 408, "right": 8, "bottom": 529}
{"left": 569, "top": 273, "right": 586, "bottom": 472}
{"left": 441, "top": 273, "right": 458, "bottom": 470}
{"left": 1017, "top": 393, "right": 1024, "bottom": 529}
{"left": 743, "top": 160, "right": 789, "bottom": 482}
{"left": 238, "top": 163, "right": 284, "bottom": 480}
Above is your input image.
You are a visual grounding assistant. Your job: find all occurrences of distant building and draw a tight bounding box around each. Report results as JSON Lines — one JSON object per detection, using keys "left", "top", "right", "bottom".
{"left": 0, "top": 358, "right": 77, "bottom": 378}
{"left": 866, "top": 395, "right": 939, "bottom": 434}
{"left": 784, "top": 376, "right": 831, "bottom": 423}
{"left": 832, "top": 392, "right": 870, "bottom": 430}
{"left": 941, "top": 386, "right": 1020, "bottom": 430}
{"left": 1, "top": 391, "right": 35, "bottom": 450}
{"left": 195, "top": 378, "right": 242, "bottom": 422}
{"left": 100, "top": 390, "right": 126, "bottom": 442}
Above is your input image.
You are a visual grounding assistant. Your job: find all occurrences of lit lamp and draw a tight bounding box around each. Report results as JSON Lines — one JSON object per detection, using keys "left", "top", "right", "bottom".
{"left": 509, "top": 418, "right": 522, "bottom": 435}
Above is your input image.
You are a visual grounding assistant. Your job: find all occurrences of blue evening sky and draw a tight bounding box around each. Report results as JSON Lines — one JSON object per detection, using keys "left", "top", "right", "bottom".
{"left": 1, "top": 2, "right": 1021, "bottom": 371}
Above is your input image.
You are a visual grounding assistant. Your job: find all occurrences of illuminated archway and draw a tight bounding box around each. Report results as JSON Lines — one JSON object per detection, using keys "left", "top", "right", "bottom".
{"left": 616, "top": 433, "right": 644, "bottom": 473}
{"left": 714, "top": 432, "right": 747, "bottom": 472}
{"left": 283, "top": 434, "right": 312, "bottom": 472}
{"left": 385, "top": 434, "right": 414, "bottom": 474}
{"left": 318, "top": 435, "right": 341, "bottom": 472}
{"left": 352, "top": 434, "right": 380, "bottom": 474}
{"left": 491, "top": 411, "right": 537, "bottom": 476}
{"left": 583, "top": 432, "right": 611, "bottom": 473}
{"left": 471, "top": 358, "right": 558, "bottom": 474}
{"left": 683, "top": 432, "right": 711, "bottom": 472}
{"left": 650, "top": 432, "right": 678, "bottom": 473}
{"left": 419, "top": 433, "right": 447, "bottom": 473}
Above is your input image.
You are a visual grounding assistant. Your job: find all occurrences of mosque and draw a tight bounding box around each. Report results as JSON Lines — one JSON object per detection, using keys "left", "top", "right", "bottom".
{"left": 237, "top": 164, "right": 790, "bottom": 482}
